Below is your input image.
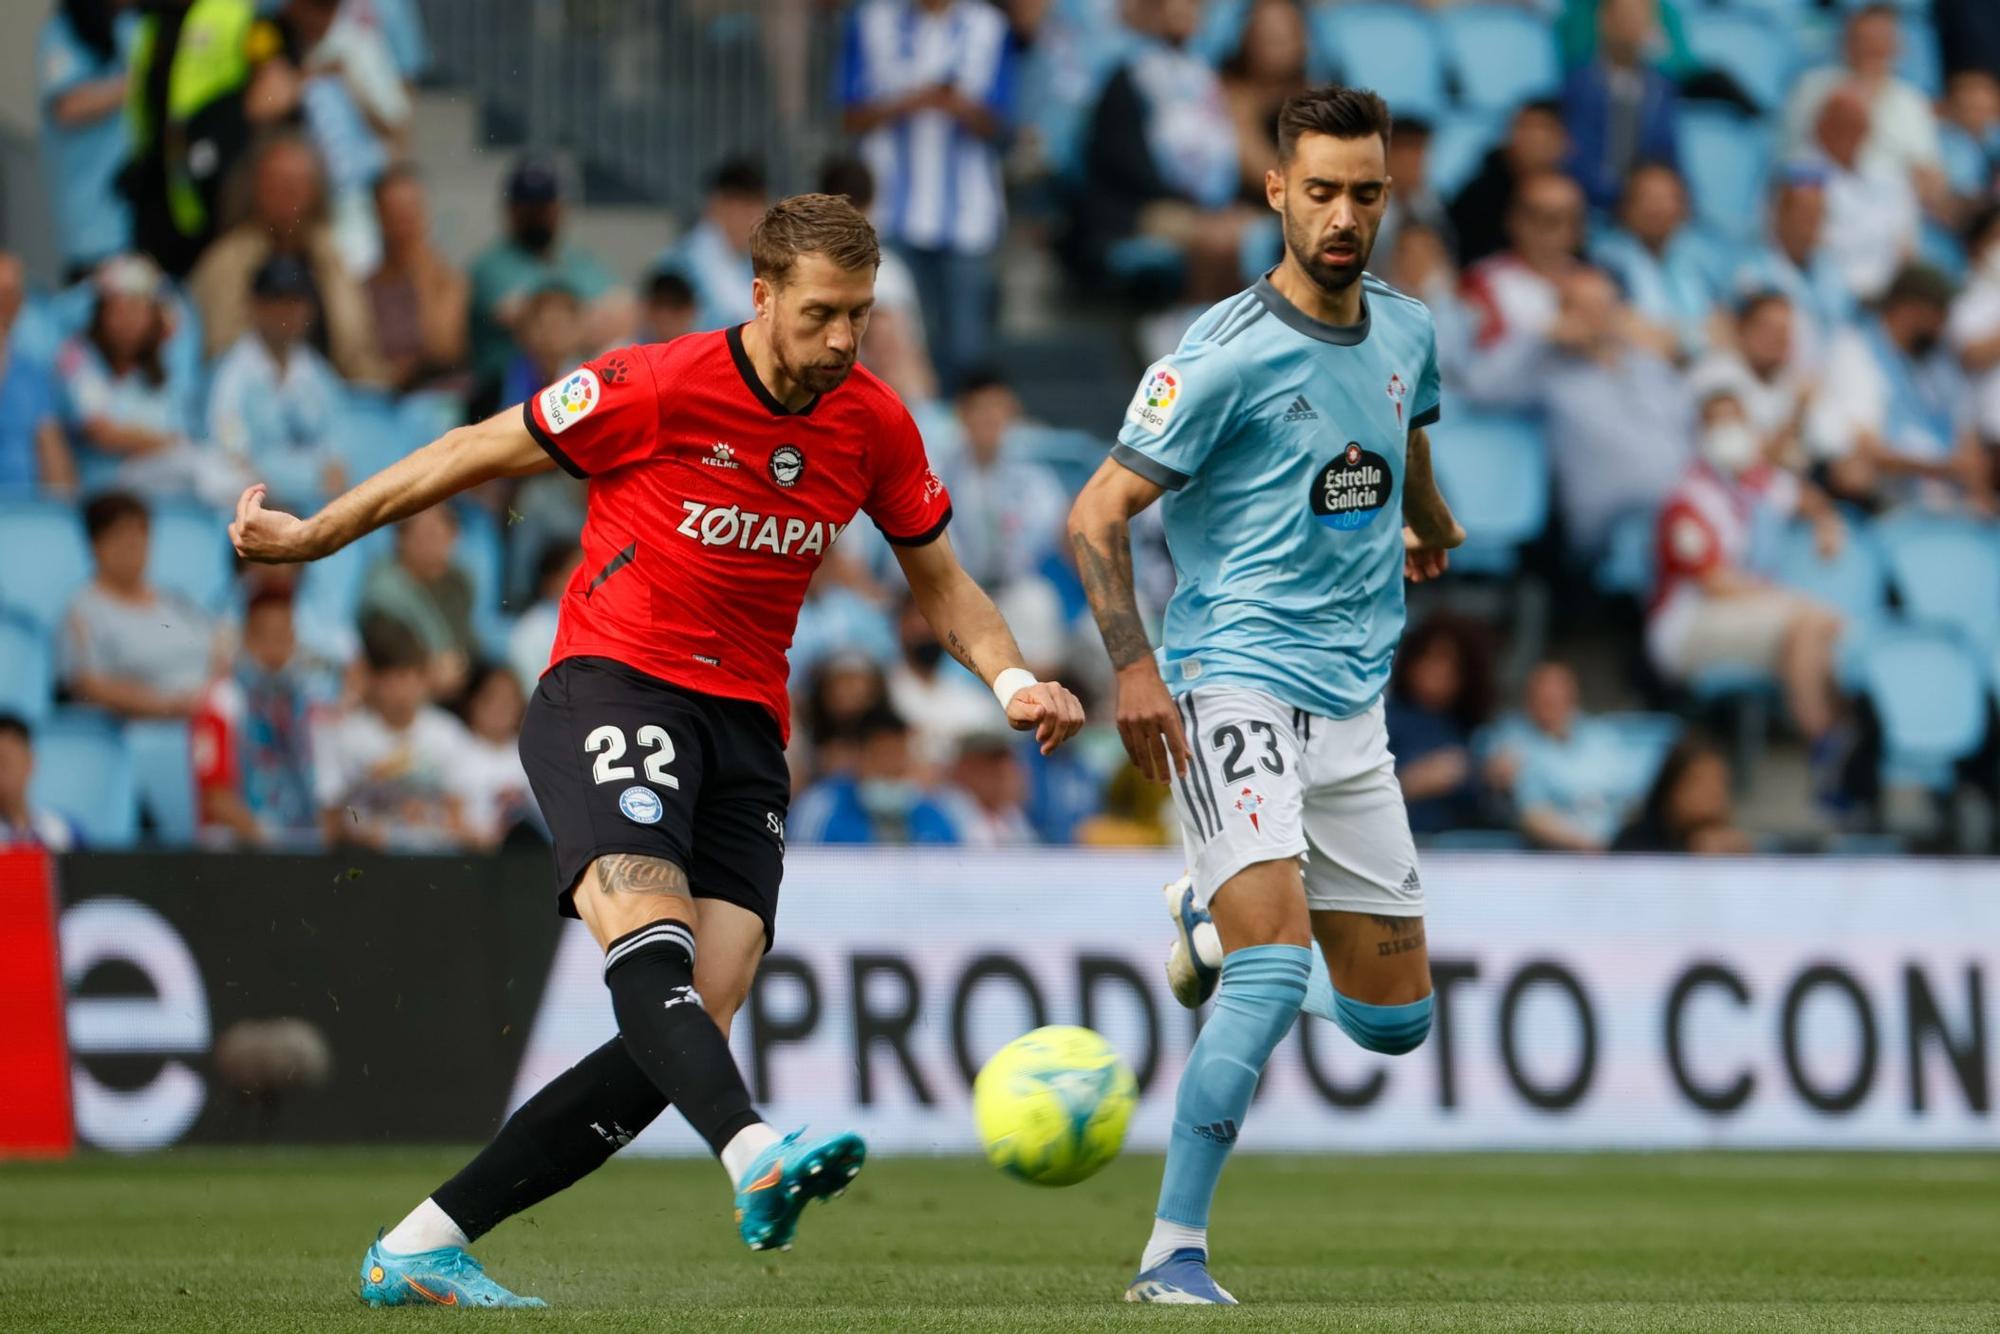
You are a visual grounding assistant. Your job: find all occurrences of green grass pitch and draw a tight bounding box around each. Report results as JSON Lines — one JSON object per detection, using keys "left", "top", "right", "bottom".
{"left": 1, "top": 1150, "right": 1995, "bottom": 1331}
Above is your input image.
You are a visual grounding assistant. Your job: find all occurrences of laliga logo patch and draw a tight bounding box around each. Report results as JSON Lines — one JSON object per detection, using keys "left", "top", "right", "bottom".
{"left": 1127, "top": 364, "right": 1181, "bottom": 436}
{"left": 541, "top": 367, "right": 601, "bottom": 435}
{"left": 617, "top": 785, "right": 664, "bottom": 825}
{"left": 1312, "top": 442, "right": 1393, "bottom": 531}
{"left": 769, "top": 444, "right": 805, "bottom": 488}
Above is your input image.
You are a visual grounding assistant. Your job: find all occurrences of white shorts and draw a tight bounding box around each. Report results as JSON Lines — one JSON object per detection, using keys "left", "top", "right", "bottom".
{"left": 1169, "top": 686, "right": 1424, "bottom": 918}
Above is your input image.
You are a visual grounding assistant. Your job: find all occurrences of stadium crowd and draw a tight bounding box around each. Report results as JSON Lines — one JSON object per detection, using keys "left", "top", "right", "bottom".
{"left": 2, "top": 0, "right": 1999, "bottom": 857}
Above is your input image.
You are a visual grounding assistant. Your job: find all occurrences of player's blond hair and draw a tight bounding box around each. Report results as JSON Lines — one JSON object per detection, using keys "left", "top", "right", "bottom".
{"left": 750, "top": 193, "right": 881, "bottom": 283}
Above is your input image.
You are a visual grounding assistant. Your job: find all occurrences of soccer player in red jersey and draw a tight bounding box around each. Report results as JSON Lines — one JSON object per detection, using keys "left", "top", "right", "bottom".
{"left": 230, "top": 194, "right": 1086, "bottom": 1309}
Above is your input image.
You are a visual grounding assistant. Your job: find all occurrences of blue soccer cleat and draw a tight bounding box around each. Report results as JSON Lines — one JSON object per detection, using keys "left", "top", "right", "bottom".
{"left": 360, "top": 1234, "right": 547, "bottom": 1308}
{"left": 734, "top": 1128, "right": 867, "bottom": 1252}
{"left": 1163, "top": 874, "right": 1221, "bottom": 1009}
{"left": 1126, "top": 1247, "right": 1239, "bottom": 1305}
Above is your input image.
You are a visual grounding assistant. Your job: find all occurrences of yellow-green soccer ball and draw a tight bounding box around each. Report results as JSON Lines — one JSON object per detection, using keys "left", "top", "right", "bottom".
{"left": 973, "top": 1025, "right": 1138, "bottom": 1186}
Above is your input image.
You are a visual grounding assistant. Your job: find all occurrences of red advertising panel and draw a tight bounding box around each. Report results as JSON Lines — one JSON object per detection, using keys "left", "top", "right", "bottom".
{"left": 0, "top": 847, "right": 72, "bottom": 1157}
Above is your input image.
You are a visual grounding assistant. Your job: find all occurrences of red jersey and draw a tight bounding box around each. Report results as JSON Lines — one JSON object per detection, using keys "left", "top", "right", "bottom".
{"left": 524, "top": 327, "right": 952, "bottom": 741}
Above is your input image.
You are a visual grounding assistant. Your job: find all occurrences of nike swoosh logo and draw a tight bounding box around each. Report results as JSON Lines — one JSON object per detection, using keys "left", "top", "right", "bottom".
{"left": 404, "top": 1277, "right": 458, "bottom": 1306}
{"left": 747, "top": 1161, "right": 783, "bottom": 1192}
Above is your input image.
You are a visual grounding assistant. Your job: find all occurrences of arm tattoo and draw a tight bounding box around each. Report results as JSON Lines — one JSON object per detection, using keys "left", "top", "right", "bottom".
{"left": 594, "top": 853, "right": 690, "bottom": 898}
{"left": 945, "top": 628, "right": 978, "bottom": 677}
{"left": 1071, "top": 524, "right": 1154, "bottom": 670}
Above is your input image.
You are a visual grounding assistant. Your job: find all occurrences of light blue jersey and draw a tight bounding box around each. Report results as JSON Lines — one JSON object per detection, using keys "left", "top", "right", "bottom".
{"left": 1113, "top": 273, "right": 1441, "bottom": 720}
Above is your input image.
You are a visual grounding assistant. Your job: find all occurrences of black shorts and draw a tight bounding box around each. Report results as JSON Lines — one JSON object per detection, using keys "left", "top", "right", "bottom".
{"left": 520, "top": 656, "right": 790, "bottom": 947}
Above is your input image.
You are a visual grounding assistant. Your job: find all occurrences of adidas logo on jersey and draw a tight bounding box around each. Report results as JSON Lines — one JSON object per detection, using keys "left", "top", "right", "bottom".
{"left": 1401, "top": 867, "right": 1422, "bottom": 895}
{"left": 1282, "top": 395, "right": 1318, "bottom": 422}
{"left": 1192, "top": 1119, "right": 1239, "bottom": 1145}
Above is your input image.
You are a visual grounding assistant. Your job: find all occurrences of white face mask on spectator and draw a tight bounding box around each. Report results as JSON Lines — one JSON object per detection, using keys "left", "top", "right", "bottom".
{"left": 1701, "top": 421, "right": 1760, "bottom": 474}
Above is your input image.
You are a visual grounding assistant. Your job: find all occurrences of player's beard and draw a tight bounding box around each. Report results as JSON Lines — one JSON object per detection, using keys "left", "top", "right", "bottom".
{"left": 777, "top": 338, "right": 856, "bottom": 396}
{"left": 1282, "top": 203, "right": 1372, "bottom": 297}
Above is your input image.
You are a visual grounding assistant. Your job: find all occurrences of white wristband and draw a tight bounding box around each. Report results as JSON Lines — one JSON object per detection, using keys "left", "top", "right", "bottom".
{"left": 992, "top": 667, "right": 1039, "bottom": 711}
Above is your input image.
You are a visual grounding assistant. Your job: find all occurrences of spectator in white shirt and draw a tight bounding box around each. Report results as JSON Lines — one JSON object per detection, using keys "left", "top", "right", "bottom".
{"left": 937, "top": 731, "right": 1037, "bottom": 846}
{"left": 1690, "top": 292, "right": 1813, "bottom": 457}
{"left": 1731, "top": 169, "right": 1854, "bottom": 372}
{"left": 1783, "top": 4, "right": 1948, "bottom": 219}
{"left": 938, "top": 370, "right": 1068, "bottom": 590}
{"left": 450, "top": 660, "right": 533, "bottom": 849}
{"left": 1807, "top": 264, "right": 1989, "bottom": 514}
{"left": 314, "top": 616, "right": 474, "bottom": 852}
{"left": 1456, "top": 170, "right": 1587, "bottom": 409}
{"left": 207, "top": 253, "right": 348, "bottom": 512}
{"left": 1803, "top": 85, "right": 1920, "bottom": 304}
{"left": 1651, "top": 384, "right": 1847, "bottom": 769}
{"left": 1947, "top": 205, "right": 2000, "bottom": 452}
{"left": 841, "top": 0, "right": 1013, "bottom": 390}
{"left": 61, "top": 491, "right": 225, "bottom": 721}
{"left": 654, "top": 158, "right": 765, "bottom": 333}
{"left": 0, "top": 714, "right": 80, "bottom": 852}
{"left": 886, "top": 595, "right": 995, "bottom": 774}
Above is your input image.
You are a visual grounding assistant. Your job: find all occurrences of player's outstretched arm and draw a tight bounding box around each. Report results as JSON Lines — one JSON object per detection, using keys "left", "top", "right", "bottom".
{"left": 1067, "top": 457, "right": 1189, "bottom": 784}
{"left": 891, "top": 532, "right": 1086, "bottom": 755}
{"left": 1401, "top": 427, "right": 1465, "bottom": 584}
{"left": 228, "top": 406, "right": 556, "bottom": 564}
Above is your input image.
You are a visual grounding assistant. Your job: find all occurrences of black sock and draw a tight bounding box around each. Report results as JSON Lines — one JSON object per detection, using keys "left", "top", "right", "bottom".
{"left": 602, "top": 920, "right": 762, "bottom": 1156}
{"left": 430, "top": 1037, "right": 669, "bottom": 1242}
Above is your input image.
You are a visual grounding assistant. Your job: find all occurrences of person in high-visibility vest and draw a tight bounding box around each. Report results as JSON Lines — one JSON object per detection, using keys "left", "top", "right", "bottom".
{"left": 122, "top": 0, "right": 293, "bottom": 276}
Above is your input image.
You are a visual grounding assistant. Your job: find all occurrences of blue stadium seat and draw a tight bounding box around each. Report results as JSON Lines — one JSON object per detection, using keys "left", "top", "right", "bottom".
{"left": 1193, "top": 0, "right": 1249, "bottom": 63}
{"left": 1676, "top": 108, "right": 1773, "bottom": 242}
{"left": 1427, "top": 413, "right": 1548, "bottom": 574}
{"left": 330, "top": 389, "right": 416, "bottom": 481}
{"left": 0, "top": 499, "right": 92, "bottom": 633}
{"left": 28, "top": 713, "right": 138, "bottom": 848}
{"left": 1311, "top": 5, "right": 1446, "bottom": 120}
{"left": 1875, "top": 514, "right": 2000, "bottom": 651}
{"left": 453, "top": 503, "right": 513, "bottom": 658}
{"left": 1680, "top": 9, "right": 1797, "bottom": 112}
{"left": 1775, "top": 519, "right": 1888, "bottom": 686}
{"left": 1427, "top": 109, "right": 1505, "bottom": 203}
{"left": 1859, "top": 625, "right": 1988, "bottom": 791}
{"left": 127, "top": 718, "right": 196, "bottom": 845}
{"left": 0, "top": 614, "right": 54, "bottom": 724}
{"left": 1596, "top": 508, "right": 1655, "bottom": 598}
{"left": 147, "top": 501, "right": 236, "bottom": 614}
{"left": 1437, "top": 7, "right": 1559, "bottom": 111}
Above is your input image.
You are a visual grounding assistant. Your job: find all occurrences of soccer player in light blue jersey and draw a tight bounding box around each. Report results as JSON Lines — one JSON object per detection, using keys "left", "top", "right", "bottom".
{"left": 1069, "top": 85, "right": 1464, "bottom": 1306}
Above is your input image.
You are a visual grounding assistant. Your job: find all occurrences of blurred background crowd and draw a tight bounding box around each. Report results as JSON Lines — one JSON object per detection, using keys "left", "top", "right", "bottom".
{"left": 1, "top": 0, "right": 1998, "bottom": 859}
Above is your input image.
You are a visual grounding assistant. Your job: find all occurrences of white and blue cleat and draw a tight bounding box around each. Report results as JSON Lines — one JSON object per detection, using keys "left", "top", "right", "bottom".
{"left": 360, "top": 1234, "right": 546, "bottom": 1308}
{"left": 1126, "top": 1247, "right": 1239, "bottom": 1305}
{"left": 734, "top": 1127, "right": 867, "bottom": 1251}
{"left": 1163, "top": 874, "right": 1222, "bottom": 1009}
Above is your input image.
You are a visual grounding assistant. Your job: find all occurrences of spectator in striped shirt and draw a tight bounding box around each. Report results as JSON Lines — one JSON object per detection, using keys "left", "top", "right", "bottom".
{"left": 840, "top": 0, "right": 1014, "bottom": 392}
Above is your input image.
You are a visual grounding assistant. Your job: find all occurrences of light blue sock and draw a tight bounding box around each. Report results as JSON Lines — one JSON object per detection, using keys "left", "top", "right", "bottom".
{"left": 1155, "top": 944, "right": 1312, "bottom": 1229}
{"left": 1301, "top": 944, "right": 1434, "bottom": 1054}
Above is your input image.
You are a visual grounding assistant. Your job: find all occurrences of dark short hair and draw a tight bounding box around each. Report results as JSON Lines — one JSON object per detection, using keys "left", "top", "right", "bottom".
{"left": 857, "top": 705, "right": 910, "bottom": 741}
{"left": 0, "top": 711, "right": 29, "bottom": 745}
{"left": 1392, "top": 114, "right": 1434, "bottom": 142}
{"left": 1735, "top": 288, "right": 1791, "bottom": 322}
{"left": 243, "top": 587, "right": 294, "bottom": 624}
{"left": 956, "top": 365, "right": 1011, "bottom": 399}
{"left": 1968, "top": 201, "right": 2000, "bottom": 252}
{"left": 1519, "top": 98, "right": 1563, "bottom": 120}
{"left": 1278, "top": 85, "right": 1393, "bottom": 161}
{"left": 711, "top": 156, "right": 767, "bottom": 199}
{"left": 83, "top": 491, "right": 148, "bottom": 542}
{"left": 359, "top": 614, "right": 429, "bottom": 673}
{"left": 1882, "top": 263, "right": 1956, "bottom": 311}
{"left": 534, "top": 539, "right": 581, "bottom": 587}
{"left": 816, "top": 156, "right": 876, "bottom": 211}
{"left": 750, "top": 193, "right": 880, "bottom": 283}
{"left": 645, "top": 269, "right": 694, "bottom": 308}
